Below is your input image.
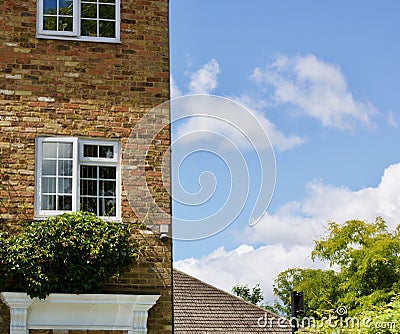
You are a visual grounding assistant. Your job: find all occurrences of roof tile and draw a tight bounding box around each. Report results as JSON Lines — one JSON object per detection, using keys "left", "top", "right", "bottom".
{"left": 173, "top": 269, "right": 292, "bottom": 333}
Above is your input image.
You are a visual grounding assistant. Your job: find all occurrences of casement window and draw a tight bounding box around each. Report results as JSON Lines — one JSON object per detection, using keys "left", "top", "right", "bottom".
{"left": 35, "top": 137, "right": 120, "bottom": 220}
{"left": 36, "top": 0, "right": 120, "bottom": 43}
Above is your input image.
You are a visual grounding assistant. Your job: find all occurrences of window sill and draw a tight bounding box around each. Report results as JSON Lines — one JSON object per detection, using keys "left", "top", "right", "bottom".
{"left": 34, "top": 213, "right": 122, "bottom": 222}
{"left": 36, "top": 34, "right": 121, "bottom": 44}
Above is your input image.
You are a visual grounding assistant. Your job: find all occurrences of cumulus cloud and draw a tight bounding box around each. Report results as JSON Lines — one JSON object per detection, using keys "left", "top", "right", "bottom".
{"left": 251, "top": 54, "right": 378, "bottom": 130}
{"left": 188, "top": 59, "right": 220, "bottom": 94}
{"left": 175, "top": 162, "right": 400, "bottom": 303}
{"left": 240, "top": 163, "right": 400, "bottom": 247}
{"left": 173, "top": 94, "right": 305, "bottom": 152}
{"left": 175, "top": 243, "right": 321, "bottom": 303}
{"left": 232, "top": 95, "right": 306, "bottom": 151}
{"left": 171, "top": 59, "right": 305, "bottom": 152}
{"left": 300, "top": 164, "right": 400, "bottom": 224}
{"left": 171, "top": 59, "right": 305, "bottom": 151}
{"left": 170, "top": 76, "right": 182, "bottom": 99}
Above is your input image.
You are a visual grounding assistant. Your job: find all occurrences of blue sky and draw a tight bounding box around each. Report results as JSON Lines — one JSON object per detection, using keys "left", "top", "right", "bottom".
{"left": 168, "top": 0, "right": 400, "bottom": 302}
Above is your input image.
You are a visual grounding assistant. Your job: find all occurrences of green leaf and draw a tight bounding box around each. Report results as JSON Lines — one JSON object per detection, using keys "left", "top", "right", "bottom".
{"left": 1, "top": 212, "right": 140, "bottom": 299}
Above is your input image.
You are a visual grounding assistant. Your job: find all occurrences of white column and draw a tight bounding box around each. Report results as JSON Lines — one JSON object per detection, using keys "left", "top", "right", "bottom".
{"left": 0, "top": 293, "right": 32, "bottom": 334}
{"left": 129, "top": 310, "right": 149, "bottom": 334}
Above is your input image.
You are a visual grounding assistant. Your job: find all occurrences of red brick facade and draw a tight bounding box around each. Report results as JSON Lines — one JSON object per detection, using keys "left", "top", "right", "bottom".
{"left": 0, "top": 0, "right": 172, "bottom": 333}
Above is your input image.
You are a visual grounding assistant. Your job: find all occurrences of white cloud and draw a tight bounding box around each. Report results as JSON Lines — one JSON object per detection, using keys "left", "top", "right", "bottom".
{"left": 241, "top": 162, "right": 400, "bottom": 247}
{"left": 174, "top": 243, "right": 320, "bottom": 303}
{"left": 175, "top": 162, "right": 400, "bottom": 303}
{"left": 172, "top": 60, "right": 305, "bottom": 152}
{"left": 188, "top": 59, "right": 220, "bottom": 94}
{"left": 388, "top": 110, "right": 399, "bottom": 128}
{"left": 251, "top": 54, "right": 378, "bottom": 130}
{"left": 170, "top": 76, "right": 182, "bottom": 99}
{"left": 303, "top": 165, "right": 400, "bottom": 224}
{"left": 172, "top": 93, "right": 305, "bottom": 152}
{"left": 232, "top": 95, "right": 306, "bottom": 151}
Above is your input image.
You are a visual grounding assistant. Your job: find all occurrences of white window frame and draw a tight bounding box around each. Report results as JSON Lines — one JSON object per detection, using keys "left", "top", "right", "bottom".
{"left": 35, "top": 137, "right": 121, "bottom": 221}
{"left": 36, "top": 0, "right": 79, "bottom": 37}
{"left": 36, "top": 0, "right": 121, "bottom": 43}
{"left": 79, "top": 139, "right": 121, "bottom": 219}
{"left": 35, "top": 137, "right": 78, "bottom": 217}
{"left": 79, "top": 139, "right": 119, "bottom": 163}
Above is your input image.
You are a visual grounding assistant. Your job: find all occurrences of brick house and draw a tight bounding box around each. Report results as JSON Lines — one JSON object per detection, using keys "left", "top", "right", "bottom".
{"left": 0, "top": 0, "right": 172, "bottom": 333}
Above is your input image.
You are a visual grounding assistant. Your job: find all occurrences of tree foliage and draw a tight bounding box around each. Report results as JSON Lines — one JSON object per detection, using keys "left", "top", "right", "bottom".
{"left": 232, "top": 284, "right": 264, "bottom": 305}
{"left": 0, "top": 212, "right": 140, "bottom": 299}
{"left": 312, "top": 217, "right": 400, "bottom": 307}
{"left": 274, "top": 268, "right": 340, "bottom": 318}
{"left": 0, "top": 230, "right": 11, "bottom": 288}
{"left": 273, "top": 217, "right": 400, "bottom": 333}
{"left": 232, "top": 283, "right": 286, "bottom": 315}
{"left": 359, "top": 294, "right": 400, "bottom": 334}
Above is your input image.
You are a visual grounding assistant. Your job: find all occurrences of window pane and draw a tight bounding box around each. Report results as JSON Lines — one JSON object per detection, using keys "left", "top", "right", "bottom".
{"left": 42, "top": 160, "right": 57, "bottom": 175}
{"left": 83, "top": 144, "right": 98, "bottom": 157}
{"left": 59, "top": 0, "right": 73, "bottom": 15}
{"left": 99, "top": 166, "right": 116, "bottom": 179}
{"left": 42, "top": 177, "right": 56, "bottom": 193}
{"left": 81, "top": 197, "right": 97, "bottom": 214}
{"left": 43, "top": 142, "right": 57, "bottom": 158}
{"left": 100, "top": 0, "right": 116, "bottom": 3}
{"left": 99, "top": 180, "right": 115, "bottom": 196}
{"left": 81, "top": 3, "right": 97, "bottom": 19}
{"left": 99, "top": 145, "right": 114, "bottom": 159}
{"left": 99, "top": 198, "right": 116, "bottom": 216}
{"left": 99, "top": 4, "right": 115, "bottom": 19}
{"left": 58, "top": 195, "right": 72, "bottom": 210}
{"left": 43, "top": 0, "right": 73, "bottom": 32}
{"left": 43, "top": 0, "right": 57, "bottom": 15}
{"left": 42, "top": 195, "right": 56, "bottom": 210}
{"left": 43, "top": 16, "right": 57, "bottom": 30}
{"left": 58, "top": 17, "right": 73, "bottom": 31}
{"left": 80, "top": 179, "right": 97, "bottom": 196}
{"left": 59, "top": 143, "right": 73, "bottom": 158}
{"left": 99, "top": 21, "right": 115, "bottom": 38}
{"left": 81, "top": 19, "right": 97, "bottom": 36}
{"left": 81, "top": 165, "right": 97, "bottom": 178}
{"left": 58, "top": 178, "right": 72, "bottom": 194}
{"left": 58, "top": 160, "right": 73, "bottom": 176}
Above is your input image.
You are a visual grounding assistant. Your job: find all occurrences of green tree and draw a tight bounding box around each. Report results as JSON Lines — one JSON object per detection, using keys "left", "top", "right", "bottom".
{"left": 359, "top": 294, "right": 400, "bottom": 334}
{"left": 274, "top": 217, "right": 400, "bottom": 320}
{"left": 274, "top": 268, "right": 340, "bottom": 318}
{"left": 232, "top": 284, "right": 264, "bottom": 305}
{"left": 232, "top": 283, "right": 283, "bottom": 314}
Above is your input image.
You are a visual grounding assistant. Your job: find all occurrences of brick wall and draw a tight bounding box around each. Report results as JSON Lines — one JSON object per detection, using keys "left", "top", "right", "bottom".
{"left": 0, "top": 0, "right": 169, "bottom": 105}
{"left": 0, "top": 0, "right": 172, "bottom": 333}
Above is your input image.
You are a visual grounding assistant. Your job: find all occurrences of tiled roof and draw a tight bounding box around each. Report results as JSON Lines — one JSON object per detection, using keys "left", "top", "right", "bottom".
{"left": 173, "top": 269, "right": 292, "bottom": 334}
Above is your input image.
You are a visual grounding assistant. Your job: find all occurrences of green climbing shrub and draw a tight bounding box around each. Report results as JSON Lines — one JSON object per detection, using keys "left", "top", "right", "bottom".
{"left": 0, "top": 230, "right": 11, "bottom": 287}
{"left": 1, "top": 212, "right": 139, "bottom": 299}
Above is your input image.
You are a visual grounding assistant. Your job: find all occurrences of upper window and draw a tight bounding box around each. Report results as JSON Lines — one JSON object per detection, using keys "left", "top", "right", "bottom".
{"left": 35, "top": 137, "right": 120, "bottom": 220}
{"left": 36, "top": 0, "right": 120, "bottom": 43}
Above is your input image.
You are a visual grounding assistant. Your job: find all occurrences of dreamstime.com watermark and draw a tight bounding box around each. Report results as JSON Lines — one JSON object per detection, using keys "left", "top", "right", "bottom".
{"left": 257, "top": 306, "right": 397, "bottom": 331}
